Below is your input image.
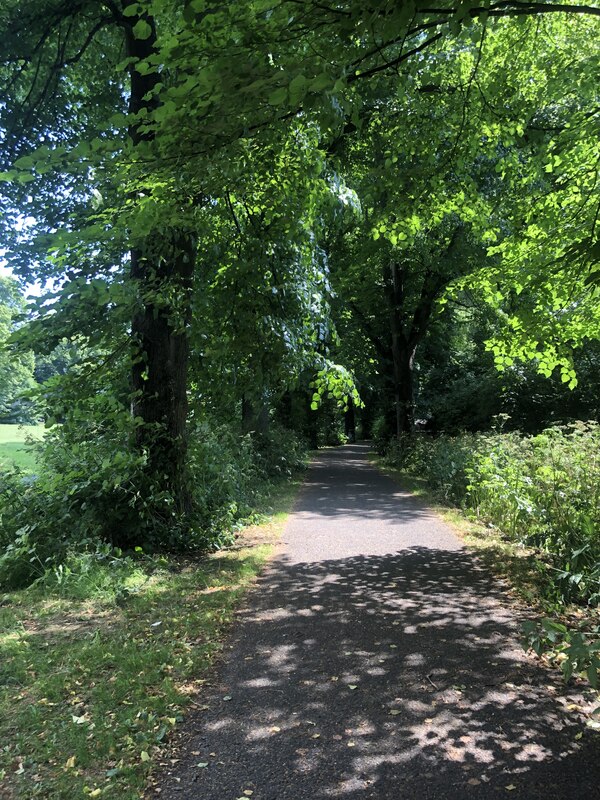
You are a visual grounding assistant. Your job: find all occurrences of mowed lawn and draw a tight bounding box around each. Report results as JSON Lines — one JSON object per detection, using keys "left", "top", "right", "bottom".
{"left": 0, "top": 424, "right": 45, "bottom": 471}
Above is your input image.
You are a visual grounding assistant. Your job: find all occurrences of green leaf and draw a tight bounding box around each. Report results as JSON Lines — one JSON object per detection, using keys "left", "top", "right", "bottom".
{"left": 288, "top": 74, "right": 308, "bottom": 105}
{"left": 132, "top": 19, "right": 152, "bottom": 40}
{"left": 311, "top": 73, "right": 332, "bottom": 92}
{"left": 268, "top": 87, "right": 288, "bottom": 106}
{"left": 123, "top": 3, "right": 141, "bottom": 16}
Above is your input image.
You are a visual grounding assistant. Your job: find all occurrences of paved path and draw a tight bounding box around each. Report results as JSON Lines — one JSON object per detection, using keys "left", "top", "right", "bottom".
{"left": 158, "top": 444, "right": 599, "bottom": 800}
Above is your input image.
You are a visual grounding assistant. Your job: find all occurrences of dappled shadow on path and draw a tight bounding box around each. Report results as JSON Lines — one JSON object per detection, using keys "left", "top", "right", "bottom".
{"left": 158, "top": 545, "right": 599, "bottom": 800}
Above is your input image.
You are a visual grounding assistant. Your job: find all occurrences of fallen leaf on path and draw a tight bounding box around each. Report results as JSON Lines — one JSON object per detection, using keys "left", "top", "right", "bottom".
{"left": 223, "top": 695, "right": 232, "bottom": 701}
{"left": 389, "top": 710, "right": 401, "bottom": 716}
{"left": 196, "top": 762, "right": 209, "bottom": 768}
{"left": 505, "top": 785, "right": 516, "bottom": 791}
{"left": 348, "top": 685, "right": 358, "bottom": 690}
{"left": 467, "top": 778, "right": 481, "bottom": 786}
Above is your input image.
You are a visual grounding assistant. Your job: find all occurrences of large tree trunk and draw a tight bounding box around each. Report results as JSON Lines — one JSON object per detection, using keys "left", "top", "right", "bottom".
{"left": 130, "top": 232, "right": 195, "bottom": 512}
{"left": 385, "top": 252, "right": 455, "bottom": 439}
{"left": 125, "top": 9, "right": 194, "bottom": 516}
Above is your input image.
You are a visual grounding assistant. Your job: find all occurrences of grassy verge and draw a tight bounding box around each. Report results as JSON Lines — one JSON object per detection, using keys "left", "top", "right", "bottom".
{"left": 0, "top": 477, "right": 302, "bottom": 800}
{"left": 0, "top": 424, "right": 45, "bottom": 471}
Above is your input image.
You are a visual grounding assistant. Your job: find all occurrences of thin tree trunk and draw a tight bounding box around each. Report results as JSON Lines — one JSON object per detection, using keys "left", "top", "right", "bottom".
{"left": 345, "top": 398, "right": 356, "bottom": 442}
{"left": 393, "top": 344, "right": 416, "bottom": 435}
{"left": 306, "top": 392, "right": 319, "bottom": 449}
{"left": 386, "top": 260, "right": 415, "bottom": 438}
{"left": 241, "top": 394, "right": 255, "bottom": 435}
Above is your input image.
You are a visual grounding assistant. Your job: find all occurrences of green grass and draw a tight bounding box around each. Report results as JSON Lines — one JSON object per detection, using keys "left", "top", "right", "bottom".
{"left": 0, "top": 424, "right": 45, "bottom": 472}
{"left": 0, "top": 477, "right": 302, "bottom": 800}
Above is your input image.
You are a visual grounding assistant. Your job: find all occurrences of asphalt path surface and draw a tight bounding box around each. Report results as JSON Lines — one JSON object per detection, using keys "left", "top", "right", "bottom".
{"left": 157, "top": 443, "right": 599, "bottom": 800}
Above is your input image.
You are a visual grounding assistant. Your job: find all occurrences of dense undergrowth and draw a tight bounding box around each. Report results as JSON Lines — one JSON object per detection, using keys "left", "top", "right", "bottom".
{"left": 0, "top": 417, "right": 307, "bottom": 591}
{"left": 380, "top": 422, "right": 600, "bottom": 692}
{"left": 0, "top": 405, "right": 307, "bottom": 798}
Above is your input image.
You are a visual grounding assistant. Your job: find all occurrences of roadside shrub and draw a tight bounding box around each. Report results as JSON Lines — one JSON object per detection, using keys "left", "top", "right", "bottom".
{"left": 385, "top": 432, "right": 484, "bottom": 505}
{"left": 372, "top": 412, "right": 393, "bottom": 453}
{"left": 0, "top": 412, "right": 307, "bottom": 590}
{"left": 32, "top": 544, "right": 157, "bottom": 602}
{"left": 522, "top": 618, "right": 600, "bottom": 689}
{"left": 383, "top": 422, "right": 600, "bottom": 604}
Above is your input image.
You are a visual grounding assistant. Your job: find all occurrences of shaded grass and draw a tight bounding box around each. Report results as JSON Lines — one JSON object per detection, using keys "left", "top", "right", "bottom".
{"left": 0, "top": 477, "right": 302, "bottom": 800}
{"left": 0, "top": 424, "right": 45, "bottom": 472}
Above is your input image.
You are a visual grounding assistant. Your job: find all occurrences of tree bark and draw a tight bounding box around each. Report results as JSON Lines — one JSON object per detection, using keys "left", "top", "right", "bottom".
{"left": 385, "top": 260, "right": 415, "bottom": 437}
{"left": 344, "top": 397, "right": 356, "bottom": 442}
{"left": 306, "top": 392, "right": 319, "bottom": 449}
{"left": 124, "top": 9, "right": 194, "bottom": 516}
{"left": 392, "top": 344, "right": 416, "bottom": 436}
{"left": 242, "top": 393, "right": 270, "bottom": 436}
{"left": 130, "top": 231, "right": 195, "bottom": 512}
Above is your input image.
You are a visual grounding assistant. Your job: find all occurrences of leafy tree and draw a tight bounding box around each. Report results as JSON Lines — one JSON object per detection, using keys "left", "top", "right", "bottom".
{"left": 0, "top": 276, "right": 36, "bottom": 423}
{"left": 2, "top": 0, "right": 600, "bottom": 540}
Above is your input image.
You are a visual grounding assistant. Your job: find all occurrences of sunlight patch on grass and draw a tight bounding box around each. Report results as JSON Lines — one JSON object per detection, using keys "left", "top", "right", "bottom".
{"left": 0, "top": 424, "right": 45, "bottom": 472}
{"left": 0, "top": 479, "right": 300, "bottom": 799}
